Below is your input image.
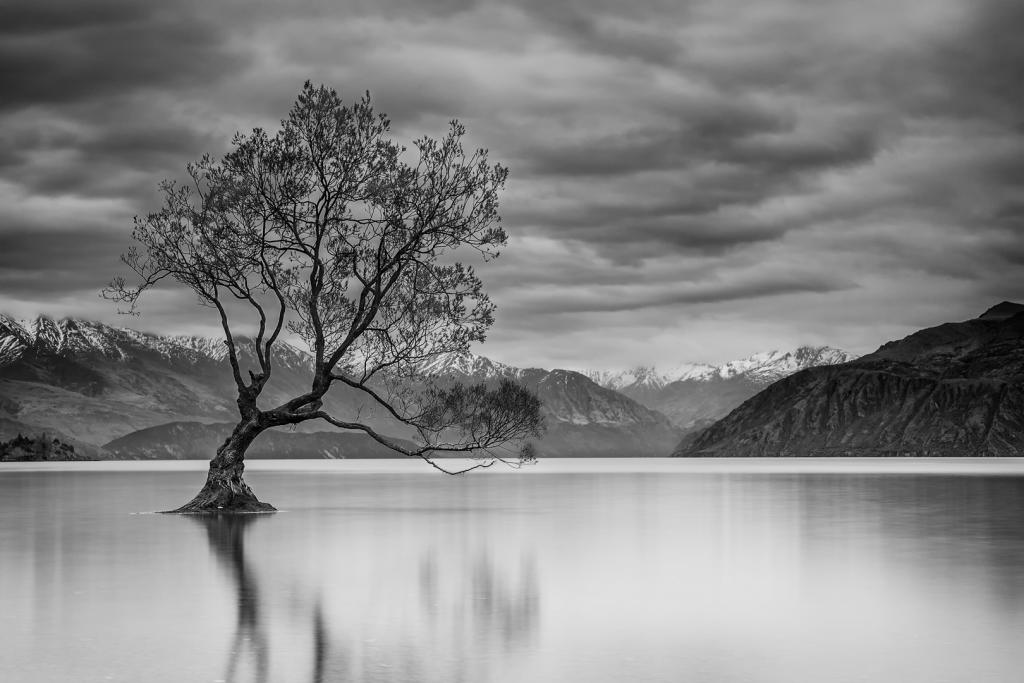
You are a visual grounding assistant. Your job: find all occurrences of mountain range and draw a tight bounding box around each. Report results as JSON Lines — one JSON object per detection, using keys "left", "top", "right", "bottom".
{"left": 0, "top": 313, "right": 880, "bottom": 460}
{"left": 0, "top": 315, "right": 702, "bottom": 459}
{"left": 586, "top": 346, "right": 856, "bottom": 431}
{"left": 677, "top": 302, "right": 1024, "bottom": 457}
{"left": 6, "top": 306, "right": 1015, "bottom": 460}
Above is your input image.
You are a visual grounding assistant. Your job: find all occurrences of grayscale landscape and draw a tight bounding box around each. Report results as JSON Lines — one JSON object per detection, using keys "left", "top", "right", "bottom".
{"left": 1, "top": 0, "right": 1023, "bottom": 681}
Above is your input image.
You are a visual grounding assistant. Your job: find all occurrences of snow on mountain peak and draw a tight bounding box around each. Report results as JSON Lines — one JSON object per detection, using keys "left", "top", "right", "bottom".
{"left": 659, "top": 362, "right": 719, "bottom": 382}
{"left": 584, "top": 364, "right": 710, "bottom": 391}
{"left": 20, "top": 316, "right": 126, "bottom": 357}
{"left": 0, "top": 314, "right": 313, "bottom": 370}
{"left": 413, "top": 350, "right": 514, "bottom": 379}
{"left": 587, "top": 345, "right": 855, "bottom": 390}
{"left": 738, "top": 346, "right": 855, "bottom": 383}
{"left": 0, "top": 313, "right": 856, "bottom": 392}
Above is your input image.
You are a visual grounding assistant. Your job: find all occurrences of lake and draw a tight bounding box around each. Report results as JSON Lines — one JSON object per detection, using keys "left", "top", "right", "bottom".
{"left": 2, "top": 458, "right": 1024, "bottom": 682}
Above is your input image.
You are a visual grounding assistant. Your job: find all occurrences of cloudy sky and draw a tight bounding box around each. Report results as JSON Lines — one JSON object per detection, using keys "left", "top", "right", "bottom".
{"left": 1, "top": 0, "right": 1022, "bottom": 371}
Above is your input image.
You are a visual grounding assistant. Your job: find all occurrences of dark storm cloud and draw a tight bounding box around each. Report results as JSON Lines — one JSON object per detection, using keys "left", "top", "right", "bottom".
{"left": 512, "top": 0, "right": 684, "bottom": 65}
{"left": 0, "top": 2, "right": 244, "bottom": 112}
{"left": 507, "top": 204, "right": 793, "bottom": 259}
{"left": 520, "top": 101, "right": 793, "bottom": 177}
{"left": 726, "top": 128, "right": 881, "bottom": 174}
{"left": 0, "top": 1, "right": 150, "bottom": 35}
{"left": 924, "top": 0, "right": 1024, "bottom": 127}
{"left": 0, "top": 0, "right": 245, "bottom": 206}
{"left": 521, "top": 101, "right": 882, "bottom": 181}
{"left": 0, "top": 115, "right": 223, "bottom": 200}
{"left": 509, "top": 117, "right": 883, "bottom": 257}
{"left": 523, "top": 274, "right": 853, "bottom": 315}
{"left": 0, "top": 226, "right": 125, "bottom": 294}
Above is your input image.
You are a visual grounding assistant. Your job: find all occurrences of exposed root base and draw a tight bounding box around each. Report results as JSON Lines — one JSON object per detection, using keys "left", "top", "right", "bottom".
{"left": 162, "top": 483, "right": 277, "bottom": 514}
{"left": 160, "top": 505, "right": 277, "bottom": 515}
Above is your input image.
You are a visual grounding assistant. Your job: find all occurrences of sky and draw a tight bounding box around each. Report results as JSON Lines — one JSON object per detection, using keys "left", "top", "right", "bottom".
{"left": 1, "top": 0, "right": 1022, "bottom": 371}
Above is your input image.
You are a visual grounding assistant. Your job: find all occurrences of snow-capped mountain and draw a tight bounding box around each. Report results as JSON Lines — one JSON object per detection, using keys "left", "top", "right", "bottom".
{"left": 0, "top": 315, "right": 337, "bottom": 448}
{"left": 714, "top": 346, "right": 855, "bottom": 382}
{"left": 586, "top": 346, "right": 856, "bottom": 431}
{"left": 413, "top": 350, "right": 516, "bottom": 380}
{"left": 0, "top": 317, "right": 680, "bottom": 458}
{"left": 0, "top": 314, "right": 314, "bottom": 372}
{"left": 585, "top": 364, "right": 718, "bottom": 390}
{"left": 587, "top": 346, "right": 854, "bottom": 391}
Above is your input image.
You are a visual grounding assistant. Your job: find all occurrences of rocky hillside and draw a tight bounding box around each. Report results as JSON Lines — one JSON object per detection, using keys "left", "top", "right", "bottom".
{"left": 677, "top": 303, "right": 1024, "bottom": 457}
{"left": 588, "top": 346, "right": 855, "bottom": 431}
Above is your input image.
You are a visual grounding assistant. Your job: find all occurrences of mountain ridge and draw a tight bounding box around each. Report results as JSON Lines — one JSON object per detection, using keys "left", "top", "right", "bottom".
{"left": 676, "top": 306, "right": 1024, "bottom": 457}
{"left": 584, "top": 345, "right": 856, "bottom": 430}
{"left": 584, "top": 346, "right": 855, "bottom": 391}
{"left": 409, "top": 351, "right": 681, "bottom": 456}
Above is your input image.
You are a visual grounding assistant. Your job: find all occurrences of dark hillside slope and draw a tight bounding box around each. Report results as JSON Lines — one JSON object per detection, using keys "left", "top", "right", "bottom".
{"left": 677, "top": 307, "right": 1024, "bottom": 457}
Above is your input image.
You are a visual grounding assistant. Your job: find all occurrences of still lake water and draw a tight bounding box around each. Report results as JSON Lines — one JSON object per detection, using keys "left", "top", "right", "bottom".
{"left": 2, "top": 458, "right": 1024, "bottom": 683}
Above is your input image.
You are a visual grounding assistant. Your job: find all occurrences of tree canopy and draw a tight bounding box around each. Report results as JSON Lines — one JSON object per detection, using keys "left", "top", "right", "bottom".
{"left": 106, "top": 82, "right": 543, "bottom": 509}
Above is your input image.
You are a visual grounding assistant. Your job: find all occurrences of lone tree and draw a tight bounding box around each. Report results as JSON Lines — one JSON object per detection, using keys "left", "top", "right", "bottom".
{"left": 106, "top": 83, "right": 543, "bottom": 513}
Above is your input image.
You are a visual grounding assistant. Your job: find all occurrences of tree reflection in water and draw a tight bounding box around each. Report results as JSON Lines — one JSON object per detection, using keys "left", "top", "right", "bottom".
{"left": 419, "top": 549, "right": 540, "bottom": 651}
{"left": 193, "top": 514, "right": 539, "bottom": 682}
{"left": 194, "top": 514, "right": 273, "bottom": 683}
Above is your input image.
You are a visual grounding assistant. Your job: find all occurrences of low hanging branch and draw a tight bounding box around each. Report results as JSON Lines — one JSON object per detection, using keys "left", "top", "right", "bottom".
{"left": 313, "top": 377, "right": 544, "bottom": 474}
{"left": 104, "top": 82, "right": 544, "bottom": 512}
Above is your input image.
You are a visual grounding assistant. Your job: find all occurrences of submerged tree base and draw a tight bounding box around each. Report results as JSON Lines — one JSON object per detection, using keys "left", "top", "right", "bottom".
{"left": 161, "top": 500, "right": 277, "bottom": 514}
{"left": 162, "top": 468, "right": 277, "bottom": 514}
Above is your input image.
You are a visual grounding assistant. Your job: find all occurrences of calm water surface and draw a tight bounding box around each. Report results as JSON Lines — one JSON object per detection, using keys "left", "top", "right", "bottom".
{"left": 2, "top": 458, "right": 1024, "bottom": 683}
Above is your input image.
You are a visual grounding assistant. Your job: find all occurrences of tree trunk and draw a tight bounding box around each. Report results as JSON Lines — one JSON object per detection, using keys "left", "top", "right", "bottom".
{"left": 165, "top": 420, "right": 276, "bottom": 513}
